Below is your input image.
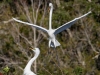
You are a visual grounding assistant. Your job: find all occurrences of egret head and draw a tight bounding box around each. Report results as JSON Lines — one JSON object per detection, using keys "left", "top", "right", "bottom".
{"left": 49, "top": 3, "right": 53, "bottom": 8}
{"left": 30, "top": 48, "right": 40, "bottom": 54}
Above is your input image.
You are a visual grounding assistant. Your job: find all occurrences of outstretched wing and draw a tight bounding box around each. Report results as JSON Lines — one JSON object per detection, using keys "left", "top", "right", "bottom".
{"left": 54, "top": 11, "right": 91, "bottom": 35}
{"left": 13, "top": 18, "right": 48, "bottom": 33}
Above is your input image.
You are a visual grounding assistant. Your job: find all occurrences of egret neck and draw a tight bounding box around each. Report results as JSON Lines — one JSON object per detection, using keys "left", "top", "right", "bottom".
{"left": 49, "top": 3, "right": 53, "bottom": 30}
{"left": 24, "top": 49, "right": 40, "bottom": 72}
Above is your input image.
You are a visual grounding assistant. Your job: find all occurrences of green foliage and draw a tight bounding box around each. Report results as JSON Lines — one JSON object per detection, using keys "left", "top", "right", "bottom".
{"left": 6, "top": 0, "right": 12, "bottom": 3}
{"left": 73, "top": 67, "right": 83, "bottom": 75}
{"left": 64, "top": 70, "right": 69, "bottom": 75}
{"left": 0, "top": 0, "right": 100, "bottom": 75}
{"left": 3, "top": 66, "right": 10, "bottom": 74}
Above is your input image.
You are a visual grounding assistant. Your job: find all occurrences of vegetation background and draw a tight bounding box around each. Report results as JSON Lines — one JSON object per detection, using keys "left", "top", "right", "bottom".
{"left": 0, "top": 0, "right": 100, "bottom": 75}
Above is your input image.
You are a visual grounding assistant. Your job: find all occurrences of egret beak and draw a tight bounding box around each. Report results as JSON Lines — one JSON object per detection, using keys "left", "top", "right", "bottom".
{"left": 48, "top": 7, "right": 50, "bottom": 12}
{"left": 29, "top": 47, "right": 34, "bottom": 50}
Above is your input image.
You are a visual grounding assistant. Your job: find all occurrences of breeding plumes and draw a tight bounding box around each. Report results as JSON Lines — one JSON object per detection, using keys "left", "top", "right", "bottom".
{"left": 13, "top": 3, "right": 91, "bottom": 48}
{"left": 23, "top": 48, "right": 40, "bottom": 75}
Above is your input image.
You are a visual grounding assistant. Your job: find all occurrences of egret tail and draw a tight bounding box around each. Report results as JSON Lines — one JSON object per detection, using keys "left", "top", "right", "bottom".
{"left": 49, "top": 39, "right": 60, "bottom": 47}
{"left": 55, "top": 39, "right": 60, "bottom": 47}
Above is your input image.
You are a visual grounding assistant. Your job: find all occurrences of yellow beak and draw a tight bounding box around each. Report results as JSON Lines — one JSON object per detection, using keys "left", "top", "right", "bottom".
{"left": 29, "top": 47, "right": 34, "bottom": 50}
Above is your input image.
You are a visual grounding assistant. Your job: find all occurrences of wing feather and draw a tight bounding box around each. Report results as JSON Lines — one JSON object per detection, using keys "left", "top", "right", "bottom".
{"left": 54, "top": 11, "right": 91, "bottom": 35}
{"left": 13, "top": 18, "right": 48, "bottom": 33}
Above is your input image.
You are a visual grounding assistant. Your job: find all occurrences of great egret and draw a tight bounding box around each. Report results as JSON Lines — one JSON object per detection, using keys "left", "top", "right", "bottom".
{"left": 23, "top": 48, "right": 40, "bottom": 75}
{"left": 13, "top": 3, "right": 91, "bottom": 48}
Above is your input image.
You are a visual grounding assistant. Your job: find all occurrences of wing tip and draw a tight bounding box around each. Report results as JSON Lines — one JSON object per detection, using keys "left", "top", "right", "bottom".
{"left": 12, "top": 18, "right": 17, "bottom": 21}
{"left": 12, "top": 17, "right": 15, "bottom": 19}
{"left": 12, "top": 17, "right": 19, "bottom": 21}
{"left": 88, "top": 11, "right": 92, "bottom": 14}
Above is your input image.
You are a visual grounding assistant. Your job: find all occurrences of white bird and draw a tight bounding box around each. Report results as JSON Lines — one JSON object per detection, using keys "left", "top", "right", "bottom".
{"left": 23, "top": 48, "right": 40, "bottom": 75}
{"left": 13, "top": 3, "right": 91, "bottom": 48}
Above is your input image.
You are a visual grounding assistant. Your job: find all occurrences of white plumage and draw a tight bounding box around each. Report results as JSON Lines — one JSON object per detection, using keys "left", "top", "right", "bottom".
{"left": 23, "top": 48, "right": 40, "bottom": 75}
{"left": 13, "top": 3, "right": 91, "bottom": 48}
